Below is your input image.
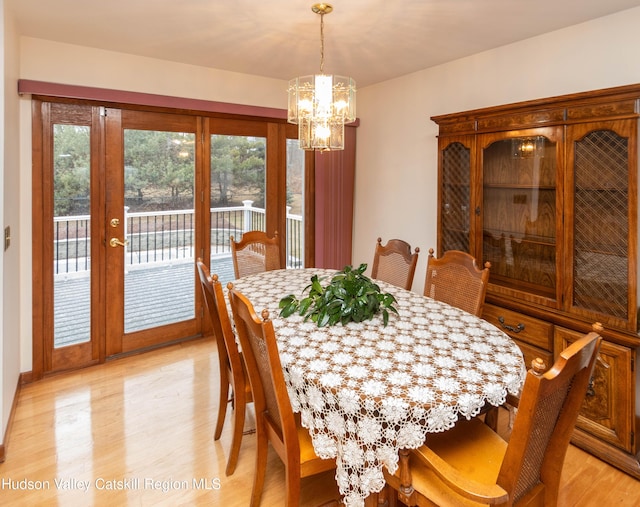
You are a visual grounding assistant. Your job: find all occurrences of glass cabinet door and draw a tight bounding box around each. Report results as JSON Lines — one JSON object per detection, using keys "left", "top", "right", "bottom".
{"left": 567, "top": 120, "right": 636, "bottom": 331}
{"left": 480, "top": 128, "right": 562, "bottom": 304}
{"left": 439, "top": 137, "right": 473, "bottom": 253}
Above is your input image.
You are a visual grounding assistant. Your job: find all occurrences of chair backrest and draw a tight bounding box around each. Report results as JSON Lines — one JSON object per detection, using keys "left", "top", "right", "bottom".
{"left": 424, "top": 248, "right": 490, "bottom": 316}
{"left": 228, "top": 287, "right": 299, "bottom": 457}
{"left": 230, "top": 230, "right": 281, "bottom": 279}
{"left": 196, "top": 259, "right": 245, "bottom": 387}
{"left": 371, "top": 237, "right": 420, "bottom": 290}
{"left": 197, "top": 259, "right": 230, "bottom": 369}
{"left": 498, "top": 329, "right": 602, "bottom": 505}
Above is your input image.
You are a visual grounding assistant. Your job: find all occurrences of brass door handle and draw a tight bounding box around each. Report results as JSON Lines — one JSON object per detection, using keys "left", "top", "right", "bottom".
{"left": 109, "top": 237, "right": 129, "bottom": 248}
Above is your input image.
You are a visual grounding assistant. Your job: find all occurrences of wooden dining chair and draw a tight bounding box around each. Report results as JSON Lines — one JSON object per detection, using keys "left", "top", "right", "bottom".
{"left": 230, "top": 230, "right": 281, "bottom": 279}
{"left": 383, "top": 327, "right": 603, "bottom": 507}
{"left": 424, "top": 249, "right": 495, "bottom": 425}
{"left": 424, "top": 248, "right": 490, "bottom": 317}
{"left": 196, "top": 259, "right": 253, "bottom": 476}
{"left": 228, "top": 287, "right": 336, "bottom": 507}
{"left": 371, "top": 237, "right": 420, "bottom": 290}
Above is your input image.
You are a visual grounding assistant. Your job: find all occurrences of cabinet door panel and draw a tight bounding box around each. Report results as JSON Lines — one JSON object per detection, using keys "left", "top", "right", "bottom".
{"left": 479, "top": 127, "right": 563, "bottom": 306}
{"left": 555, "top": 326, "right": 633, "bottom": 452}
{"left": 439, "top": 136, "right": 474, "bottom": 253}
{"left": 565, "top": 120, "right": 637, "bottom": 333}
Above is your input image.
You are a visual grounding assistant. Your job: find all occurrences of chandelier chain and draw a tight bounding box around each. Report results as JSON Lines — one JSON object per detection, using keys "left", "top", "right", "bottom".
{"left": 319, "top": 12, "right": 325, "bottom": 74}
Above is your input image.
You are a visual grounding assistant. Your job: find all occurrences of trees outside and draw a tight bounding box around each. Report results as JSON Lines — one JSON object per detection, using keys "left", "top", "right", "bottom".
{"left": 286, "top": 138, "right": 304, "bottom": 215}
{"left": 54, "top": 125, "right": 91, "bottom": 216}
{"left": 210, "top": 134, "right": 266, "bottom": 208}
{"left": 53, "top": 128, "right": 271, "bottom": 216}
{"left": 123, "top": 130, "right": 195, "bottom": 211}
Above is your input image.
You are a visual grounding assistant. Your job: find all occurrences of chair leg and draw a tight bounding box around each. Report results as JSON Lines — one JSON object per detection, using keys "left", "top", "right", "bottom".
{"left": 284, "top": 465, "right": 301, "bottom": 507}
{"left": 214, "top": 377, "right": 230, "bottom": 441}
{"left": 250, "top": 423, "right": 268, "bottom": 507}
{"left": 363, "top": 491, "right": 379, "bottom": 507}
{"left": 484, "top": 406, "right": 499, "bottom": 431}
{"left": 381, "top": 484, "right": 397, "bottom": 507}
{"left": 225, "top": 387, "right": 247, "bottom": 476}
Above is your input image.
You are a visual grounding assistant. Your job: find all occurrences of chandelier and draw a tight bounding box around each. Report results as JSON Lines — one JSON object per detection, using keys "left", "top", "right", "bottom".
{"left": 287, "top": 3, "right": 356, "bottom": 151}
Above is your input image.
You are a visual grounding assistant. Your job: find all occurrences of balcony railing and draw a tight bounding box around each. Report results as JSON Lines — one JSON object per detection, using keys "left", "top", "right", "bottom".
{"left": 53, "top": 201, "right": 303, "bottom": 274}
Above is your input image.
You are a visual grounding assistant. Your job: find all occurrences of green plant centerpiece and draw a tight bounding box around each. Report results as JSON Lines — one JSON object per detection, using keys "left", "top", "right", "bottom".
{"left": 278, "top": 264, "right": 398, "bottom": 327}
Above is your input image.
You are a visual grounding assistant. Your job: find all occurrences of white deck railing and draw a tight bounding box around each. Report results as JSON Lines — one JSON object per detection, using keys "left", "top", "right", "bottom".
{"left": 53, "top": 201, "right": 303, "bottom": 273}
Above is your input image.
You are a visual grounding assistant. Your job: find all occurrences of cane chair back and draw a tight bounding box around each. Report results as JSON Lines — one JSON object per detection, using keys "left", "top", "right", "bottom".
{"left": 384, "top": 326, "right": 603, "bottom": 507}
{"left": 230, "top": 230, "right": 281, "bottom": 279}
{"left": 424, "top": 248, "right": 490, "bottom": 317}
{"left": 371, "top": 237, "right": 420, "bottom": 290}
{"left": 228, "top": 288, "right": 335, "bottom": 507}
{"left": 196, "top": 259, "right": 252, "bottom": 475}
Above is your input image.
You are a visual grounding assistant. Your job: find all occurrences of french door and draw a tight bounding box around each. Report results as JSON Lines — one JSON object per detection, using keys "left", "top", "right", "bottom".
{"left": 32, "top": 99, "right": 311, "bottom": 377}
{"left": 33, "top": 102, "right": 103, "bottom": 373}
{"left": 33, "top": 103, "right": 204, "bottom": 374}
{"left": 104, "top": 109, "right": 201, "bottom": 355}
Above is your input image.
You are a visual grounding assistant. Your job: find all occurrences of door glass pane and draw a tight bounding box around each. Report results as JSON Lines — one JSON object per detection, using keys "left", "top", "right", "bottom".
{"left": 210, "top": 134, "right": 266, "bottom": 283}
{"left": 53, "top": 124, "right": 91, "bottom": 347}
{"left": 123, "top": 130, "right": 195, "bottom": 332}
{"left": 482, "top": 136, "right": 557, "bottom": 298}
{"left": 286, "top": 139, "right": 305, "bottom": 268}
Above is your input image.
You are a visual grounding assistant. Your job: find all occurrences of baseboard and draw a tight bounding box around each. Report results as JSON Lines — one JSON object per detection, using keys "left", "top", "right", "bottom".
{"left": 19, "top": 371, "right": 34, "bottom": 384}
{"left": 0, "top": 373, "right": 28, "bottom": 463}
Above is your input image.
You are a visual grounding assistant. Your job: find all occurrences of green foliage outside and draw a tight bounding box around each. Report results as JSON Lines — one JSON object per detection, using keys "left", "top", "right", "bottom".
{"left": 210, "top": 135, "right": 266, "bottom": 207}
{"left": 53, "top": 125, "right": 91, "bottom": 216}
{"left": 53, "top": 127, "right": 272, "bottom": 216}
{"left": 124, "top": 130, "right": 196, "bottom": 211}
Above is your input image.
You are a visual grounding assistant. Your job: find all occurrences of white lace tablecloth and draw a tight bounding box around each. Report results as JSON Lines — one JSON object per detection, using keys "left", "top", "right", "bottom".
{"left": 230, "top": 268, "right": 526, "bottom": 507}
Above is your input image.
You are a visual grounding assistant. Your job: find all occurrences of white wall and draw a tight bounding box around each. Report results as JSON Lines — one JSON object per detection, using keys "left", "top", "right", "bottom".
{"left": 354, "top": 6, "right": 640, "bottom": 294}
{"left": 2, "top": 0, "right": 20, "bottom": 447}
{"left": 9, "top": 6, "right": 640, "bottom": 378}
{"left": 19, "top": 38, "right": 289, "bottom": 109}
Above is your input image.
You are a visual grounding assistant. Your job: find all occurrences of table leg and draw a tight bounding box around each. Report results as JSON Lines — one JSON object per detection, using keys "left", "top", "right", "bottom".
{"left": 364, "top": 485, "right": 391, "bottom": 507}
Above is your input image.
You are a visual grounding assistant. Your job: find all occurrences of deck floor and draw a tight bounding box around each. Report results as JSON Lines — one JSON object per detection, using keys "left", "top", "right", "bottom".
{"left": 54, "top": 256, "right": 235, "bottom": 348}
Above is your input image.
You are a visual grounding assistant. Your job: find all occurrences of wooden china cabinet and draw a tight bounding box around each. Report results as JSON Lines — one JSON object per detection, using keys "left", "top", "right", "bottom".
{"left": 432, "top": 84, "right": 640, "bottom": 479}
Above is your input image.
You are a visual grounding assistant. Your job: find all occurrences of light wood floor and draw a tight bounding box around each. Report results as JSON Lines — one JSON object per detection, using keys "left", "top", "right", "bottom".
{"left": 1, "top": 337, "right": 639, "bottom": 506}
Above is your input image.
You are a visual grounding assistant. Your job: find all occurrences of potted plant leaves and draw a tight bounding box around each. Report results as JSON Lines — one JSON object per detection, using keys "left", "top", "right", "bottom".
{"left": 279, "top": 264, "right": 398, "bottom": 327}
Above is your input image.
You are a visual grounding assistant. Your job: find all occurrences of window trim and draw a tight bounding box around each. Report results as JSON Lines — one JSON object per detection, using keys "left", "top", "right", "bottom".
{"left": 19, "top": 79, "right": 288, "bottom": 120}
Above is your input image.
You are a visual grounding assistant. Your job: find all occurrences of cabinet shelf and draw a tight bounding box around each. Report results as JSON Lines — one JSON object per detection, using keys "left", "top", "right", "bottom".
{"left": 483, "top": 230, "right": 555, "bottom": 247}
{"left": 489, "top": 273, "right": 556, "bottom": 299}
{"left": 483, "top": 184, "right": 556, "bottom": 190}
{"left": 577, "top": 246, "right": 628, "bottom": 257}
{"left": 443, "top": 226, "right": 469, "bottom": 235}
{"left": 576, "top": 186, "right": 628, "bottom": 193}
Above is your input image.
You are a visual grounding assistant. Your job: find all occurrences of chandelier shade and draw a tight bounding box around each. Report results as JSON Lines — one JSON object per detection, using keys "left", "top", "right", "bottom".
{"left": 287, "top": 4, "right": 356, "bottom": 151}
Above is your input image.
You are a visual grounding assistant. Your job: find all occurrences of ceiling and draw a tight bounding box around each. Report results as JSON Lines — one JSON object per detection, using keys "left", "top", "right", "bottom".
{"left": 7, "top": 0, "right": 640, "bottom": 88}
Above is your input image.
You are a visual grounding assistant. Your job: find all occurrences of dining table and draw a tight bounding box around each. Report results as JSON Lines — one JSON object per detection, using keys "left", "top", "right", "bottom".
{"left": 229, "top": 267, "right": 526, "bottom": 507}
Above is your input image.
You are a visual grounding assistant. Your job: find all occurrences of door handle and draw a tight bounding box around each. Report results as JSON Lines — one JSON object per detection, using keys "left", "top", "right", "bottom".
{"left": 109, "top": 237, "right": 129, "bottom": 248}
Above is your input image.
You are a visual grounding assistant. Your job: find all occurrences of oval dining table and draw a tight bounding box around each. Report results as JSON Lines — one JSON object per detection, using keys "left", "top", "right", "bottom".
{"left": 229, "top": 267, "right": 526, "bottom": 507}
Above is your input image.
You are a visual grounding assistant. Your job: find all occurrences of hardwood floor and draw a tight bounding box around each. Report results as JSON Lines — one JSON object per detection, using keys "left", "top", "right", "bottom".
{"left": 1, "top": 337, "right": 639, "bottom": 506}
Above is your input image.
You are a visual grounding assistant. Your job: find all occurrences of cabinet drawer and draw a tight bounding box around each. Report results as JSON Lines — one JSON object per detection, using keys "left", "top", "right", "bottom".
{"left": 483, "top": 304, "right": 553, "bottom": 351}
